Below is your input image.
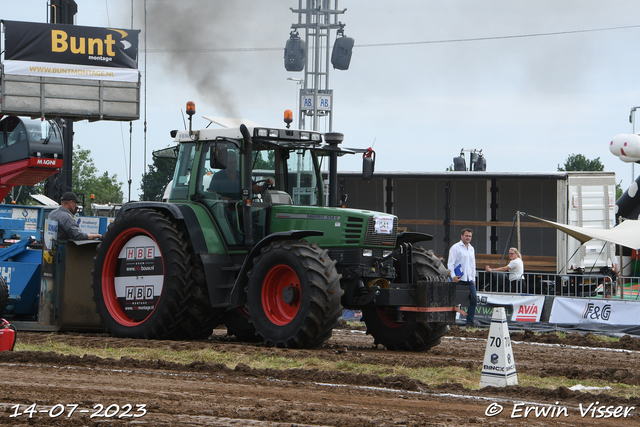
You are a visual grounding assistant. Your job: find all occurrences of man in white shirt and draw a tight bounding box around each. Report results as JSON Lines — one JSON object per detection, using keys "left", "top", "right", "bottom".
{"left": 448, "top": 228, "right": 478, "bottom": 327}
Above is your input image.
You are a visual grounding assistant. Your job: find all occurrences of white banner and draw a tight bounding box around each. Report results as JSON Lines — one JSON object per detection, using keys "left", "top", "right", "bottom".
{"left": 4, "top": 60, "right": 139, "bottom": 82}
{"left": 549, "top": 297, "right": 640, "bottom": 325}
{"left": 77, "top": 217, "right": 100, "bottom": 235}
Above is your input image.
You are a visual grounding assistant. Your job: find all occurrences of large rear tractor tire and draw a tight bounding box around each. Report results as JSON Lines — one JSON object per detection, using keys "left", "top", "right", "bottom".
{"left": 0, "top": 276, "right": 8, "bottom": 318}
{"left": 92, "top": 208, "right": 222, "bottom": 340}
{"left": 363, "top": 246, "right": 450, "bottom": 351}
{"left": 246, "top": 240, "right": 343, "bottom": 348}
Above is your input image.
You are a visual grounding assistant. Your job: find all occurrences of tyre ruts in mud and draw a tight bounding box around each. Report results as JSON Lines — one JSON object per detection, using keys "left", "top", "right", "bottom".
{"left": 92, "top": 208, "right": 222, "bottom": 339}
{"left": 246, "top": 240, "right": 343, "bottom": 348}
{"left": 0, "top": 276, "right": 8, "bottom": 318}
{"left": 363, "top": 246, "right": 451, "bottom": 351}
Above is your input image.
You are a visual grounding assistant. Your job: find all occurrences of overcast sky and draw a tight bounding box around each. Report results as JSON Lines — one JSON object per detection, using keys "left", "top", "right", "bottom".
{"left": 3, "top": 0, "right": 640, "bottom": 202}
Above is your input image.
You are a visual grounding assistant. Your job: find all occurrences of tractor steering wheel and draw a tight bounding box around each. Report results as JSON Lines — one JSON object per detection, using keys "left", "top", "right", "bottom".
{"left": 253, "top": 179, "right": 274, "bottom": 192}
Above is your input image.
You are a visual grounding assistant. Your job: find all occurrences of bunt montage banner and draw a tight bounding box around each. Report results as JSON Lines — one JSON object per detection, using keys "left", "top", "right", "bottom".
{"left": 2, "top": 20, "right": 140, "bottom": 82}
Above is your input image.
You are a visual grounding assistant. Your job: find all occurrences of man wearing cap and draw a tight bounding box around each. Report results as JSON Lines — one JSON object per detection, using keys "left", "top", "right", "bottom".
{"left": 48, "top": 192, "right": 101, "bottom": 241}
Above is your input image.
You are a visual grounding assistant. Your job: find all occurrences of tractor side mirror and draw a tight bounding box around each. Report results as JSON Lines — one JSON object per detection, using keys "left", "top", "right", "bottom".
{"left": 210, "top": 144, "right": 228, "bottom": 169}
{"left": 362, "top": 149, "right": 375, "bottom": 181}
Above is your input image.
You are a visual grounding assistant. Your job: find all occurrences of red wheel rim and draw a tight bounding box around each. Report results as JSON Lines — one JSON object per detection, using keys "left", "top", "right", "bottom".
{"left": 261, "top": 264, "right": 301, "bottom": 326}
{"left": 101, "top": 228, "right": 163, "bottom": 327}
{"left": 376, "top": 307, "right": 405, "bottom": 329}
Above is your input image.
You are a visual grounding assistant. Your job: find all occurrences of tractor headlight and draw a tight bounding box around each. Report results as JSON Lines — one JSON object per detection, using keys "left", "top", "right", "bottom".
{"left": 383, "top": 250, "right": 393, "bottom": 257}
{"left": 300, "top": 132, "right": 310, "bottom": 140}
{"left": 269, "top": 129, "right": 279, "bottom": 138}
{"left": 362, "top": 249, "right": 373, "bottom": 257}
{"left": 257, "top": 129, "right": 269, "bottom": 137}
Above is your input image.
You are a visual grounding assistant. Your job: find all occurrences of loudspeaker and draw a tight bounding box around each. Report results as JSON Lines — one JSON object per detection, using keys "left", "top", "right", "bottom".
{"left": 453, "top": 156, "right": 466, "bottom": 171}
{"left": 474, "top": 156, "right": 487, "bottom": 171}
{"left": 284, "top": 37, "right": 306, "bottom": 72}
{"left": 331, "top": 36, "right": 354, "bottom": 70}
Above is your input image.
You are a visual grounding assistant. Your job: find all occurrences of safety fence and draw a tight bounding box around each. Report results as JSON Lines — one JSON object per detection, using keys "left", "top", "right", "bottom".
{"left": 477, "top": 271, "right": 640, "bottom": 300}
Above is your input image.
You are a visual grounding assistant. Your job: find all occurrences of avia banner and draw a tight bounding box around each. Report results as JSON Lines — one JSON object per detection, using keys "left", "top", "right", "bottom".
{"left": 458, "top": 294, "right": 546, "bottom": 323}
{"left": 549, "top": 297, "right": 640, "bottom": 325}
{"left": 2, "top": 20, "right": 140, "bottom": 82}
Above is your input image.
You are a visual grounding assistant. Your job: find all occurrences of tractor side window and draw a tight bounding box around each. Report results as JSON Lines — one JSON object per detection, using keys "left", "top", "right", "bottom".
{"left": 197, "top": 142, "right": 243, "bottom": 246}
{"left": 169, "top": 143, "right": 196, "bottom": 200}
{"left": 206, "top": 148, "right": 242, "bottom": 200}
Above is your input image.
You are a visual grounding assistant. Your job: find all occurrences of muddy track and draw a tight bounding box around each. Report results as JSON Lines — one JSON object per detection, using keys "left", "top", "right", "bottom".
{"left": 1, "top": 325, "right": 640, "bottom": 426}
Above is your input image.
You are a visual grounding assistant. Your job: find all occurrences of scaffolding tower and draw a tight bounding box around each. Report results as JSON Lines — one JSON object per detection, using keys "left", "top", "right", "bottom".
{"left": 288, "top": 0, "right": 348, "bottom": 132}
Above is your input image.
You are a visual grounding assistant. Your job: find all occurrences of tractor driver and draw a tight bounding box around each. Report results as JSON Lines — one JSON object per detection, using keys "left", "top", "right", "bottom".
{"left": 207, "top": 150, "right": 273, "bottom": 199}
{"left": 48, "top": 192, "right": 102, "bottom": 242}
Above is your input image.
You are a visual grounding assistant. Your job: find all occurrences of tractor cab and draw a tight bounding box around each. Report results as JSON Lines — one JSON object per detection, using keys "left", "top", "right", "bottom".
{"left": 163, "top": 124, "right": 328, "bottom": 247}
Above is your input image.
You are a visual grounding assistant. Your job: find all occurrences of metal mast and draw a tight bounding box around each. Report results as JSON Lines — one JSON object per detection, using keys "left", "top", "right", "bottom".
{"left": 45, "top": 0, "right": 78, "bottom": 202}
{"left": 290, "top": 0, "right": 346, "bottom": 132}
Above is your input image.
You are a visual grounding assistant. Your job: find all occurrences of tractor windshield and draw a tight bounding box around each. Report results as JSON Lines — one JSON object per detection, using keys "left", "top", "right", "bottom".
{"left": 249, "top": 142, "right": 322, "bottom": 207}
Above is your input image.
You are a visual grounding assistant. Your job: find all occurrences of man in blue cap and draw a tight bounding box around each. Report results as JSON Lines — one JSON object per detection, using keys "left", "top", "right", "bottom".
{"left": 48, "top": 192, "right": 101, "bottom": 241}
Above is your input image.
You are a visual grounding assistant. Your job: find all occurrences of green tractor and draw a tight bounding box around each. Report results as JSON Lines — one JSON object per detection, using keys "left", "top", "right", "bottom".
{"left": 92, "top": 103, "right": 456, "bottom": 351}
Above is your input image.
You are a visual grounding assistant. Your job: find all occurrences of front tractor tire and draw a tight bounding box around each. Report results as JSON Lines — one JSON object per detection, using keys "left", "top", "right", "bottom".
{"left": 92, "top": 208, "right": 221, "bottom": 340}
{"left": 363, "top": 246, "right": 451, "bottom": 351}
{"left": 246, "top": 240, "right": 343, "bottom": 348}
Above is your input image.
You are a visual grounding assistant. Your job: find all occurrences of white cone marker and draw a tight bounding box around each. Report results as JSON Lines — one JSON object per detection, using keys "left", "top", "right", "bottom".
{"left": 479, "top": 307, "right": 518, "bottom": 388}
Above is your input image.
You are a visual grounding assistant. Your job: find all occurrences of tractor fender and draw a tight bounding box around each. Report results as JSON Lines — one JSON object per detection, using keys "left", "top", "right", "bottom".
{"left": 118, "top": 201, "right": 185, "bottom": 220}
{"left": 396, "top": 231, "right": 433, "bottom": 247}
{"left": 117, "top": 202, "right": 209, "bottom": 253}
{"left": 228, "top": 230, "right": 324, "bottom": 308}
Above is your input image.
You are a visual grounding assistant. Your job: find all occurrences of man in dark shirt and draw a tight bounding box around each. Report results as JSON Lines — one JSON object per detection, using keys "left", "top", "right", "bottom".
{"left": 48, "top": 192, "right": 101, "bottom": 241}
{"left": 208, "top": 151, "right": 272, "bottom": 198}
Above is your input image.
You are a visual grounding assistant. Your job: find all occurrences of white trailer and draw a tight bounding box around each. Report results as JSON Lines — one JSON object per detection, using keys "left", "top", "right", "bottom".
{"left": 558, "top": 172, "right": 616, "bottom": 273}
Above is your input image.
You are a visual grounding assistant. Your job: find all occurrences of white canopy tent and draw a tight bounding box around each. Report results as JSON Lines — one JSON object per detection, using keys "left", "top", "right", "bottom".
{"left": 527, "top": 215, "right": 640, "bottom": 250}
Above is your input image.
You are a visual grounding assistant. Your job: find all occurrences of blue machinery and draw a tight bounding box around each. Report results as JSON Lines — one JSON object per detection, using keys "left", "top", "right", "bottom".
{"left": 0, "top": 203, "right": 110, "bottom": 331}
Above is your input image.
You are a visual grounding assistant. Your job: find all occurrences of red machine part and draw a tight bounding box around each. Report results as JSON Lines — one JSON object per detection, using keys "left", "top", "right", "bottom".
{"left": 0, "top": 157, "right": 63, "bottom": 202}
{"left": 0, "top": 318, "right": 16, "bottom": 351}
